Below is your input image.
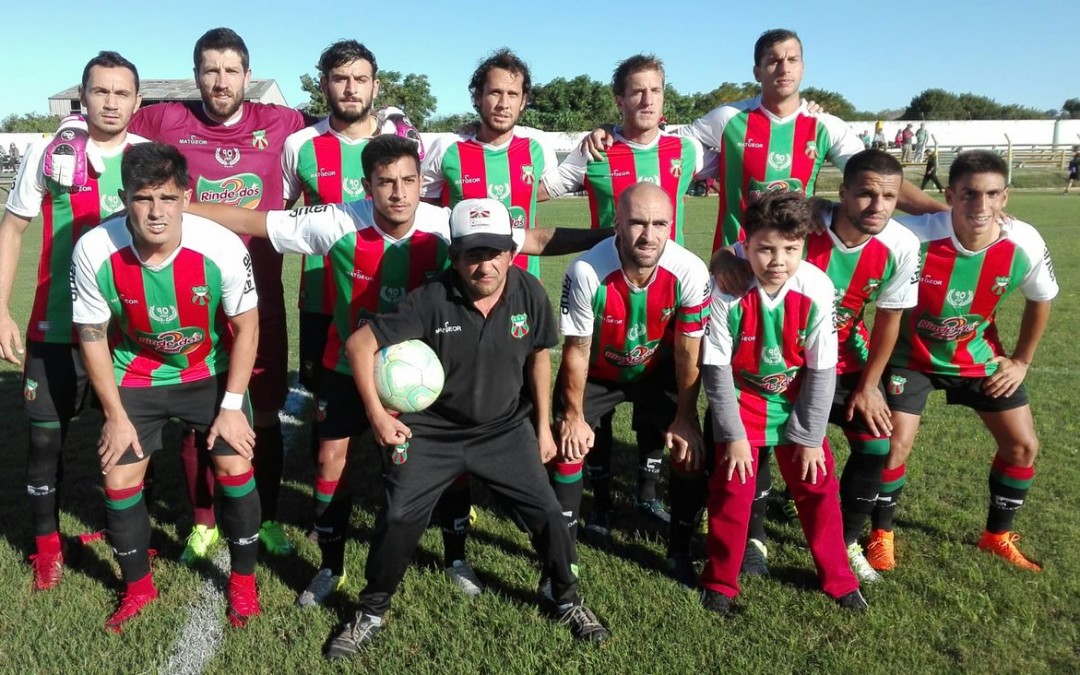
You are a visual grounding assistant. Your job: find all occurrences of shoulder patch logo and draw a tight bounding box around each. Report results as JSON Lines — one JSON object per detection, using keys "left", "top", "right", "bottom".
{"left": 251, "top": 129, "right": 268, "bottom": 150}
{"left": 510, "top": 313, "right": 530, "bottom": 338}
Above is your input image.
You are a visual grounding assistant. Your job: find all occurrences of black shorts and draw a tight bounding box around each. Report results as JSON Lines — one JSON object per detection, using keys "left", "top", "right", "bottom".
{"left": 316, "top": 369, "right": 372, "bottom": 441}
{"left": 555, "top": 364, "right": 678, "bottom": 434}
{"left": 827, "top": 371, "right": 886, "bottom": 436}
{"left": 298, "top": 310, "right": 333, "bottom": 393}
{"left": 117, "top": 375, "right": 252, "bottom": 465}
{"left": 22, "top": 341, "right": 91, "bottom": 424}
{"left": 884, "top": 365, "right": 1029, "bottom": 415}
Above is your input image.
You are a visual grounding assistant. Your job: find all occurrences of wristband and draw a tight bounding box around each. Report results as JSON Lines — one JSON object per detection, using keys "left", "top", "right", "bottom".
{"left": 220, "top": 391, "right": 245, "bottom": 411}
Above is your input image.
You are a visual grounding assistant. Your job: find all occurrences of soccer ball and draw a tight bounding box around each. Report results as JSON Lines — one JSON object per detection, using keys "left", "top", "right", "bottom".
{"left": 374, "top": 339, "right": 444, "bottom": 413}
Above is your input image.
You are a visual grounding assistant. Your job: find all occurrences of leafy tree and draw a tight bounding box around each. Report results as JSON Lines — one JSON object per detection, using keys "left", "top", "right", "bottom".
{"left": 425, "top": 113, "right": 478, "bottom": 133}
{"left": 1, "top": 112, "right": 62, "bottom": 133}
{"left": 523, "top": 75, "right": 617, "bottom": 131}
{"left": 801, "top": 87, "right": 858, "bottom": 120}
{"left": 903, "top": 89, "right": 1043, "bottom": 120}
{"left": 1062, "top": 98, "right": 1080, "bottom": 119}
{"left": 299, "top": 70, "right": 437, "bottom": 127}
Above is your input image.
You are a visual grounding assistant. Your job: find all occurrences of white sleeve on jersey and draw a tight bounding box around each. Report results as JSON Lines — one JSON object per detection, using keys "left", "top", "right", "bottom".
{"left": 685, "top": 135, "right": 705, "bottom": 177}
{"left": 697, "top": 149, "right": 720, "bottom": 180}
{"left": 559, "top": 257, "right": 601, "bottom": 337}
{"left": 217, "top": 235, "right": 258, "bottom": 317}
{"left": 281, "top": 131, "right": 305, "bottom": 204}
{"left": 4, "top": 139, "right": 48, "bottom": 219}
{"left": 675, "top": 98, "right": 755, "bottom": 151}
{"left": 819, "top": 112, "right": 869, "bottom": 171}
{"left": 542, "top": 147, "right": 588, "bottom": 199}
{"left": 1010, "top": 220, "right": 1060, "bottom": 302}
{"left": 420, "top": 135, "right": 451, "bottom": 200}
{"left": 875, "top": 221, "right": 921, "bottom": 310}
{"left": 701, "top": 286, "right": 735, "bottom": 367}
{"left": 670, "top": 247, "right": 712, "bottom": 338}
{"left": 69, "top": 231, "right": 112, "bottom": 326}
{"left": 265, "top": 203, "right": 357, "bottom": 256}
{"left": 800, "top": 266, "right": 839, "bottom": 370}
{"left": 539, "top": 135, "right": 560, "bottom": 184}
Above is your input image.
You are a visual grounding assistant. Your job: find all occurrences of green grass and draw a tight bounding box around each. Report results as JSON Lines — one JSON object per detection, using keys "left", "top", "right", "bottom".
{"left": 1, "top": 194, "right": 1079, "bottom": 673}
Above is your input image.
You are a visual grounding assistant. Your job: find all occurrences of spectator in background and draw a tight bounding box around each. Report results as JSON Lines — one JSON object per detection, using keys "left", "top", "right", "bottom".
{"left": 873, "top": 127, "right": 887, "bottom": 151}
{"left": 860, "top": 130, "right": 872, "bottom": 149}
{"left": 893, "top": 129, "right": 903, "bottom": 150}
{"left": 901, "top": 124, "right": 914, "bottom": 162}
{"left": 1065, "top": 149, "right": 1079, "bottom": 194}
{"left": 914, "top": 123, "right": 928, "bottom": 162}
{"left": 921, "top": 149, "right": 944, "bottom": 192}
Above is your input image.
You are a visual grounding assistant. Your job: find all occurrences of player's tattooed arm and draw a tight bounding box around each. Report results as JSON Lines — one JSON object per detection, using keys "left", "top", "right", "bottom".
{"left": 77, "top": 321, "right": 109, "bottom": 342}
{"left": 556, "top": 335, "right": 594, "bottom": 462}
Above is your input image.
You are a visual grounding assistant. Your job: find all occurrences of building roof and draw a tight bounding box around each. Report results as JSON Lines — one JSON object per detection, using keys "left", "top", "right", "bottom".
{"left": 49, "top": 79, "right": 281, "bottom": 102}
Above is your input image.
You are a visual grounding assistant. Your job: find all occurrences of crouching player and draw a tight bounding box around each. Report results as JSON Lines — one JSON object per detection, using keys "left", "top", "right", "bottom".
{"left": 70, "top": 143, "right": 262, "bottom": 631}
{"left": 867, "top": 150, "right": 1058, "bottom": 572}
{"left": 700, "top": 191, "right": 865, "bottom": 614}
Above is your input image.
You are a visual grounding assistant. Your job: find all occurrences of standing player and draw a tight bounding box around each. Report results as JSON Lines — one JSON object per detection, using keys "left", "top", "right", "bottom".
{"left": 0, "top": 51, "right": 146, "bottom": 590}
{"left": 541, "top": 53, "right": 704, "bottom": 533}
{"left": 867, "top": 150, "right": 1058, "bottom": 572}
{"left": 188, "top": 134, "right": 609, "bottom": 607}
{"left": 70, "top": 143, "right": 262, "bottom": 631}
{"left": 700, "top": 191, "right": 865, "bottom": 614}
{"left": 420, "top": 48, "right": 557, "bottom": 580}
{"left": 714, "top": 149, "right": 921, "bottom": 580}
{"left": 553, "top": 182, "right": 709, "bottom": 588}
{"left": 325, "top": 198, "right": 609, "bottom": 659}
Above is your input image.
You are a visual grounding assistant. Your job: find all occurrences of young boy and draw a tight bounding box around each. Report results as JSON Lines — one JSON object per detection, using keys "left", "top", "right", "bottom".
{"left": 699, "top": 190, "right": 865, "bottom": 614}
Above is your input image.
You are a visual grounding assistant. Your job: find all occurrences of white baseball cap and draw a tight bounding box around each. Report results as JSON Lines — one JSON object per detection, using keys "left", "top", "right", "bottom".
{"left": 449, "top": 198, "right": 518, "bottom": 254}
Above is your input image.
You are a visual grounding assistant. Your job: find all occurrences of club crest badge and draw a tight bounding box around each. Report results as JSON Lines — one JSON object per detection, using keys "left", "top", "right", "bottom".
{"left": 251, "top": 129, "right": 268, "bottom": 150}
{"left": 510, "top": 313, "right": 529, "bottom": 339}
{"left": 191, "top": 285, "right": 211, "bottom": 306}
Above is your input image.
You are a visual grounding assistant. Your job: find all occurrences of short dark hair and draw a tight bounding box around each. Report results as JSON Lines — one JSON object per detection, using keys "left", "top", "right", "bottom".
{"left": 361, "top": 134, "right": 420, "bottom": 178}
{"left": 743, "top": 191, "right": 810, "bottom": 241}
{"left": 318, "top": 40, "right": 377, "bottom": 78}
{"left": 948, "top": 149, "right": 1008, "bottom": 186}
{"left": 843, "top": 149, "right": 903, "bottom": 184}
{"left": 193, "top": 27, "right": 249, "bottom": 72}
{"left": 121, "top": 143, "right": 190, "bottom": 195}
{"left": 611, "top": 54, "right": 664, "bottom": 97}
{"left": 81, "top": 51, "right": 140, "bottom": 93}
{"left": 753, "top": 28, "right": 802, "bottom": 67}
{"left": 469, "top": 48, "right": 532, "bottom": 111}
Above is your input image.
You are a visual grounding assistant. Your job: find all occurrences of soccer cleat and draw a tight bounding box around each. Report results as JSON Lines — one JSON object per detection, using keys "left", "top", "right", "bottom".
{"left": 297, "top": 568, "right": 346, "bottom": 608}
{"left": 866, "top": 529, "right": 896, "bottom": 571}
{"left": 583, "top": 510, "right": 613, "bottom": 539}
{"left": 180, "top": 524, "right": 220, "bottom": 566}
{"left": 104, "top": 588, "right": 159, "bottom": 633}
{"left": 29, "top": 548, "right": 64, "bottom": 592}
{"left": 836, "top": 589, "right": 869, "bottom": 612}
{"left": 701, "top": 589, "right": 733, "bottom": 616}
{"left": 847, "top": 543, "right": 883, "bottom": 583}
{"left": 557, "top": 603, "right": 609, "bottom": 643}
{"left": 633, "top": 498, "right": 671, "bottom": 524}
{"left": 446, "top": 560, "right": 485, "bottom": 597}
{"left": 259, "top": 520, "right": 293, "bottom": 556}
{"left": 665, "top": 554, "right": 699, "bottom": 590}
{"left": 468, "top": 506, "right": 478, "bottom": 526}
{"left": 325, "top": 612, "right": 383, "bottom": 660}
{"left": 741, "top": 538, "right": 769, "bottom": 576}
{"left": 782, "top": 498, "right": 800, "bottom": 522}
{"left": 226, "top": 575, "right": 261, "bottom": 628}
{"left": 977, "top": 531, "right": 1042, "bottom": 572}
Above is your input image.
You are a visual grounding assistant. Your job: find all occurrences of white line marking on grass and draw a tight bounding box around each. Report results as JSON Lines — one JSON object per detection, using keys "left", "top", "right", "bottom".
{"left": 161, "top": 548, "right": 229, "bottom": 675}
{"left": 279, "top": 384, "right": 314, "bottom": 457}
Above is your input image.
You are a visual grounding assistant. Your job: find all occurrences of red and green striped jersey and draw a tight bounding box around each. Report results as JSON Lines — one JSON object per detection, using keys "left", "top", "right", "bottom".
{"left": 560, "top": 238, "right": 710, "bottom": 383}
{"left": 266, "top": 201, "right": 455, "bottom": 375}
{"left": 542, "top": 130, "right": 703, "bottom": 244}
{"left": 702, "top": 262, "right": 837, "bottom": 447}
{"left": 805, "top": 214, "right": 920, "bottom": 374}
{"left": 890, "top": 213, "right": 1058, "bottom": 377}
{"left": 678, "top": 96, "right": 864, "bottom": 251}
{"left": 70, "top": 214, "right": 257, "bottom": 387}
{"left": 5, "top": 134, "right": 148, "bottom": 343}
{"left": 422, "top": 129, "right": 556, "bottom": 277}
{"left": 282, "top": 119, "right": 372, "bottom": 315}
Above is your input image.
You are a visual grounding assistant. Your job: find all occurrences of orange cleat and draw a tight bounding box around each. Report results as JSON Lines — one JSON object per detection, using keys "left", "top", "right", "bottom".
{"left": 977, "top": 531, "right": 1042, "bottom": 572}
{"left": 866, "top": 529, "right": 896, "bottom": 571}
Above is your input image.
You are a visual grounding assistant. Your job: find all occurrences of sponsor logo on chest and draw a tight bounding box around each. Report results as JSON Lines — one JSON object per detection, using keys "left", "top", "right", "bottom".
{"left": 604, "top": 340, "right": 659, "bottom": 368}
{"left": 435, "top": 321, "right": 462, "bottom": 334}
{"left": 136, "top": 327, "right": 206, "bottom": 355}
{"left": 916, "top": 315, "right": 981, "bottom": 341}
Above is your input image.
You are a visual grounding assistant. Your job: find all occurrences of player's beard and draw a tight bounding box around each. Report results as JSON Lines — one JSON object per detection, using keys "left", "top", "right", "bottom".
{"left": 481, "top": 109, "right": 518, "bottom": 137}
{"left": 205, "top": 88, "right": 244, "bottom": 120}
{"left": 330, "top": 97, "right": 373, "bottom": 125}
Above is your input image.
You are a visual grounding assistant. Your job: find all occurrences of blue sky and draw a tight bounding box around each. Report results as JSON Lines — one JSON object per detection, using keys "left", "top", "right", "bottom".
{"left": 3, "top": 0, "right": 1076, "bottom": 119}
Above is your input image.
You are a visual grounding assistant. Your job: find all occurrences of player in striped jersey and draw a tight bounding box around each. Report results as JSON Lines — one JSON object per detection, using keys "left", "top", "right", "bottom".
{"left": 0, "top": 52, "right": 146, "bottom": 591}
{"left": 541, "top": 53, "right": 705, "bottom": 534}
{"left": 552, "top": 182, "right": 709, "bottom": 589}
{"left": 700, "top": 191, "right": 866, "bottom": 614}
{"left": 189, "top": 135, "right": 609, "bottom": 607}
{"left": 70, "top": 143, "right": 262, "bottom": 632}
{"left": 867, "top": 150, "right": 1058, "bottom": 572}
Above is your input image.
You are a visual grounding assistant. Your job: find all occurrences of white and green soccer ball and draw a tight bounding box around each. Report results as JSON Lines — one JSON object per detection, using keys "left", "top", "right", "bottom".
{"left": 374, "top": 339, "right": 445, "bottom": 413}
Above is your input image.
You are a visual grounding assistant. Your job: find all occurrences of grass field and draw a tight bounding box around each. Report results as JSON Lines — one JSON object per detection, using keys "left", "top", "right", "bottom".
{"left": 0, "top": 193, "right": 1078, "bottom": 673}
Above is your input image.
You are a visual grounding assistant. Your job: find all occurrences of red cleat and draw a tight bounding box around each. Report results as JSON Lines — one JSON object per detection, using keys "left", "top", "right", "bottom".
{"left": 104, "top": 587, "right": 159, "bottom": 633}
{"left": 226, "top": 574, "right": 260, "bottom": 628}
{"left": 29, "top": 549, "right": 64, "bottom": 591}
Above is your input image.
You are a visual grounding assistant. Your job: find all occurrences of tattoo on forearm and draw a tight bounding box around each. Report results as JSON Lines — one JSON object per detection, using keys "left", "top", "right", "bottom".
{"left": 565, "top": 335, "right": 592, "bottom": 352}
{"left": 77, "top": 322, "right": 109, "bottom": 342}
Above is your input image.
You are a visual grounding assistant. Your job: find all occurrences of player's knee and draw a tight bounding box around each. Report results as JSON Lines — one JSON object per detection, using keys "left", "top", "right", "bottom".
{"left": 998, "top": 436, "right": 1039, "bottom": 467}
{"left": 316, "top": 446, "right": 348, "bottom": 477}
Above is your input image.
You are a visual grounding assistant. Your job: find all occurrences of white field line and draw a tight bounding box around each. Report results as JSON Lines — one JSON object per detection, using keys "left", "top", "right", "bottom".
{"left": 161, "top": 548, "right": 229, "bottom": 675}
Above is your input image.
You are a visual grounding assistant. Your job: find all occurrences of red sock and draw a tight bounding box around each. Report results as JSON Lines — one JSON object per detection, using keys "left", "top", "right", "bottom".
{"left": 36, "top": 532, "right": 61, "bottom": 555}
{"left": 128, "top": 571, "right": 156, "bottom": 596}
